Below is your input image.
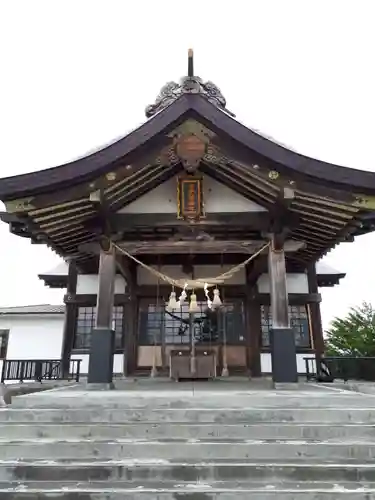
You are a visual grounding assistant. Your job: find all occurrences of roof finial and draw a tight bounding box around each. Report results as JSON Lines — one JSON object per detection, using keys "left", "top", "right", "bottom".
{"left": 188, "top": 48, "right": 194, "bottom": 77}
{"left": 145, "top": 49, "right": 235, "bottom": 118}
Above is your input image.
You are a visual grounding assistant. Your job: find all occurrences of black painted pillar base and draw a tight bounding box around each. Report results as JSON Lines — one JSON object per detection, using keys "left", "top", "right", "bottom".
{"left": 88, "top": 328, "right": 115, "bottom": 385}
{"left": 270, "top": 327, "right": 298, "bottom": 384}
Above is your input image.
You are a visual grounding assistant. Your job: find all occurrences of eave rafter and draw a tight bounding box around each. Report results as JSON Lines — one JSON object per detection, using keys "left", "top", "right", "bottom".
{"left": 201, "top": 143, "right": 367, "bottom": 263}
{"left": 1, "top": 101, "right": 374, "bottom": 266}
{"left": 1, "top": 159, "right": 182, "bottom": 261}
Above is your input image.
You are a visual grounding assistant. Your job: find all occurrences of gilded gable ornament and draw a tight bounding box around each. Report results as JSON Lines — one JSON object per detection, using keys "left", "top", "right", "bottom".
{"left": 177, "top": 174, "right": 204, "bottom": 220}
{"left": 174, "top": 134, "right": 207, "bottom": 173}
{"left": 268, "top": 170, "right": 279, "bottom": 180}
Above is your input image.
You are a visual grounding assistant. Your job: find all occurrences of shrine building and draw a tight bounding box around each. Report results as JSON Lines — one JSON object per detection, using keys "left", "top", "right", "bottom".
{"left": 1, "top": 50, "right": 374, "bottom": 385}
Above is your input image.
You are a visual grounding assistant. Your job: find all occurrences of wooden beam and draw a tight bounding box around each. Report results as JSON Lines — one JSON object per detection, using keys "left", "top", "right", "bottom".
{"left": 220, "top": 163, "right": 279, "bottom": 199}
{"left": 79, "top": 239, "right": 305, "bottom": 256}
{"left": 201, "top": 162, "right": 276, "bottom": 208}
{"left": 256, "top": 293, "right": 322, "bottom": 305}
{"left": 137, "top": 284, "right": 247, "bottom": 299}
{"left": 108, "top": 164, "right": 180, "bottom": 210}
{"left": 134, "top": 253, "right": 254, "bottom": 266}
{"left": 2, "top": 156, "right": 170, "bottom": 213}
{"left": 94, "top": 212, "right": 281, "bottom": 231}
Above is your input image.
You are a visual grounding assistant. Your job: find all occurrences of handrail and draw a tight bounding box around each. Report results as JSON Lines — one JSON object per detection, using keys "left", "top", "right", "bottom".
{"left": 304, "top": 355, "right": 375, "bottom": 383}
{"left": 1, "top": 359, "right": 81, "bottom": 383}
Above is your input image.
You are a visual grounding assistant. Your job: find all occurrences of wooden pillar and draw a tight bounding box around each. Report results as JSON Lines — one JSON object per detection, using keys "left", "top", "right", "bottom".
{"left": 88, "top": 243, "right": 116, "bottom": 385}
{"left": 245, "top": 267, "right": 262, "bottom": 377}
{"left": 268, "top": 238, "right": 289, "bottom": 328}
{"left": 123, "top": 261, "right": 138, "bottom": 376}
{"left": 268, "top": 235, "right": 298, "bottom": 384}
{"left": 248, "top": 294, "right": 262, "bottom": 377}
{"left": 61, "top": 259, "right": 78, "bottom": 377}
{"left": 307, "top": 263, "right": 325, "bottom": 356}
{"left": 245, "top": 256, "right": 267, "bottom": 377}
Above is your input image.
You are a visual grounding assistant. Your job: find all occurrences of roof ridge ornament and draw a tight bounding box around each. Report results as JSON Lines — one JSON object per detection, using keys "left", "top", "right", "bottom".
{"left": 145, "top": 49, "right": 235, "bottom": 118}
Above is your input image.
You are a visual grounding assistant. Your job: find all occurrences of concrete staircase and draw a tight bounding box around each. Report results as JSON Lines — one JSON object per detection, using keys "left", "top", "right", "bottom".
{"left": 1, "top": 383, "right": 375, "bottom": 498}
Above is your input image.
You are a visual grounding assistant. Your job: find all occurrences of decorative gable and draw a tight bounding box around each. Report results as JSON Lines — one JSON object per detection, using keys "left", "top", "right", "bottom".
{"left": 118, "top": 174, "right": 267, "bottom": 214}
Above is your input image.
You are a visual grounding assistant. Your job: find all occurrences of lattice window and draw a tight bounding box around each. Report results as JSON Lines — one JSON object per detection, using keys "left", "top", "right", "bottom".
{"left": 261, "top": 305, "right": 311, "bottom": 348}
{"left": 139, "top": 300, "right": 245, "bottom": 345}
{"left": 74, "top": 306, "right": 123, "bottom": 351}
{"left": 0, "top": 330, "right": 9, "bottom": 358}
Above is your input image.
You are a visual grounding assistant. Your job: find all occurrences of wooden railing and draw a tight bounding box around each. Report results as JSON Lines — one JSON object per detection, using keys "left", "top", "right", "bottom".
{"left": 304, "top": 356, "right": 375, "bottom": 382}
{"left": 1, "top": 359, "right": 82, "bottom": 383}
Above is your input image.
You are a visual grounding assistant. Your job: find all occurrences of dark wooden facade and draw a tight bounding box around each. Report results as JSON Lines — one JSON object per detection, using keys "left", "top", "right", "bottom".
{"left": 1, "top": 51, "right": 374, "bottom": 384}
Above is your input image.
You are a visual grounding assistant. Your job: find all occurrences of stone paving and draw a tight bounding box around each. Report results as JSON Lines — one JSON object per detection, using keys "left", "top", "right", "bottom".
{"left": 2, "top": 378, "right": 375, "bottom": 498}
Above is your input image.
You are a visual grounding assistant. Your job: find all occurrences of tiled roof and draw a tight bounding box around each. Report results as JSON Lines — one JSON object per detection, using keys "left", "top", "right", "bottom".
{"left": 316, "top": 261, "right": 344, "bottom": 276}
{"left": 39, "top": 261, "right": 68, "bottom": 276}
{"left": 0, "top": 304, "right": 65, "bottom": 315}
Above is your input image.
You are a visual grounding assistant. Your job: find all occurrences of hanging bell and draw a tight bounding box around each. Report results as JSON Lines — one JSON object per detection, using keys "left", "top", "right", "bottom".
{"left": 180, "top": 289, "right": 187, "bottom": 303}
{"left": 189, "top": 293, "right": 199, "bottom": 313}
{"left": 167, "top": 290, "right": 178, "bottom": 311}
{"left": 212, "top": 288, "right": 222, "bottom": 308}
{"left": 204, "top": 283, "right": 213, "bottom": 309}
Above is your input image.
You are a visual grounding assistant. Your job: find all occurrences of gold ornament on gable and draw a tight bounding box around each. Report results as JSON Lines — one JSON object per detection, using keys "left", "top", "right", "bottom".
{"left": 5, "top": 198, "right": 35, "bottom": 213}
{"left": 353, "top": 195, "right": 375, "bottom": 210}
{"left": 174, "top": 134, "right": 208, "bottom": 173}
{"left": 176, "top": 174, "right": 204, "bottom": 220}
{"left": 155, "top": 145, "right": 179, "bottom": 166}
{"left": 168, "top": 119, "right": 215, "bottom": 142}
{"left": 268, "top": 170, "right": 280, "bottom": 180}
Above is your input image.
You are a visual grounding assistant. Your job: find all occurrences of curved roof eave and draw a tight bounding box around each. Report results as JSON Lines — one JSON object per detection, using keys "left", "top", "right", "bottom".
{"left": 0, "top": 95, "right": 195, "bottom": 201}
{"left": 1, "top": 93, "right": 375, "bottom": 201}
{"left": 191, "top": 97, "right": 375, "bottom": 194}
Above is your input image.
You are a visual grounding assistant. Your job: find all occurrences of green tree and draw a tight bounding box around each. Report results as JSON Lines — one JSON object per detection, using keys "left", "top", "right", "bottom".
{"left": 325, "top": 302, "right": 375, "bottom": 357}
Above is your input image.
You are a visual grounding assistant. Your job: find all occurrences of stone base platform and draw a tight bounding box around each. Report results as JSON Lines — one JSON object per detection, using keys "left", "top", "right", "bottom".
{"left": 2, "top": 378, "right": 375, "bottom": 498}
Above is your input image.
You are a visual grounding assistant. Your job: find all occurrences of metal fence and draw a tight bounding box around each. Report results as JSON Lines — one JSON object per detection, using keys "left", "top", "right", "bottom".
{"left": 304, "top": 356, "right": 375, "bottom": 382}
{"left": 1, "top": 359, "right": 82, "bottom": 383}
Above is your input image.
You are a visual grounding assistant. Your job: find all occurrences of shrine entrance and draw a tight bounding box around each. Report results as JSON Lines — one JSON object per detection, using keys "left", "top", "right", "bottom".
{"left": 137, "top": 297, "right": 247, "bottom": 376}
{"left": 2, "top": 49, "right": 366, "bottom": 386}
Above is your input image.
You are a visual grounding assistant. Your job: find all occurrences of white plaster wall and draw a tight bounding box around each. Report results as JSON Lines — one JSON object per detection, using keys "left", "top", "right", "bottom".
{"left": 257, "top": 273, "right": 309, "bottom": 294}
{"left": 0, "top": 315, "right": 64, "bottom": 360}
{"left": 118, "top": 174, "right": 266, "bottom": 214}
{"left": 76, "top": 275, "right": 126, "bottom": 295}
{"left": 0, "top": 315, "right": 124, "bottom": 377}
{"left": 137, "top": 265, "right": 246, "bottom": 286}
{"left": 203, "top": 176, "right": 266, "bottom": 213}
{"left": 260, "top": 353, "right": 312, "bottom": 374}
{"left": 70, "top": 353, "right": 124, "bottom": 375}
{"left": 119, "top": 176, "right": 177, "bottom": 213}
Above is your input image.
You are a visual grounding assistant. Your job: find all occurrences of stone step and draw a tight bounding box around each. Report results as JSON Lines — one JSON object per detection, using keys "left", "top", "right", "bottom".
{"left": 0, "top": 486, "right": 374, "bottom": 499}
{"left": 1, "top": 480, "right": 375, "bottom": 491}
{"left": 2, "top": 422, "right": 375, "bottom": 441}
{"left": 3, "top": 407, "right": 375, "bottom": 423}
{"left": 12, "top": 392, "right": 375, "bottom": 409}
{"left": 2, "top": 439, "right": 375, "bottom": 461}
{"left": 2, "top": 460, "right": 375, "bottom": 482}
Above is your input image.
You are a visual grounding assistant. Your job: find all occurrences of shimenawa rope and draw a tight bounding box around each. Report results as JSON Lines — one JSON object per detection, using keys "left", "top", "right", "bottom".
{"left": 111, "top": 241, "right": 270, "bottom": 288}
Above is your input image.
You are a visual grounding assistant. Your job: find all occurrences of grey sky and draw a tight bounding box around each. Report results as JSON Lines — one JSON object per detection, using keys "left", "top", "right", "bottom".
{"left": 0, "top": 1, "right": 374, "bottom": 331}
